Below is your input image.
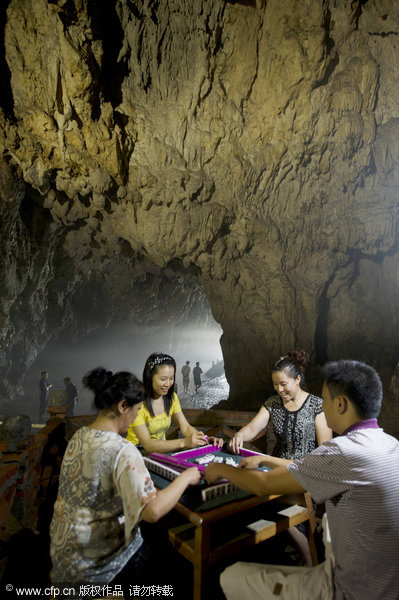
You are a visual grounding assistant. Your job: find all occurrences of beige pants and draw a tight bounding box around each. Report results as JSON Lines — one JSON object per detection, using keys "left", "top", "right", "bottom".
{"left": 220, "top": 515, "right": 334, "bottom": 600}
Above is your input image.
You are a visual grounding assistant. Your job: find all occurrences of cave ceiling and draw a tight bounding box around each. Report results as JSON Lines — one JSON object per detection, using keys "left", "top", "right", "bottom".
{"left": 1, "top": 0, "right": 399, "bottom": 409}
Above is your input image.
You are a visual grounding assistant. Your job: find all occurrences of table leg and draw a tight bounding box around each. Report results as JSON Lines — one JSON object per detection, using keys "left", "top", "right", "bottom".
{"left": 303, "top": 492, "right": 318, "bottom": 566}
{"left": 193, "top": 523, "right": 211, "bottom": 600}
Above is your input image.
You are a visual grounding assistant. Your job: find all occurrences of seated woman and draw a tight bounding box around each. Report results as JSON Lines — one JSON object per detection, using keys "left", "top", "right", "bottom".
{"left": 127, "top": 353, "right": 223, "bottom": 453}
{"left": 50, "top": 367, "right": 201, "bottom": 586}
{"left": 228, "top": 349, "right": 332, "bottom": 461}
{"left": 228, "top": 349, "right": 332, "bottom": 566}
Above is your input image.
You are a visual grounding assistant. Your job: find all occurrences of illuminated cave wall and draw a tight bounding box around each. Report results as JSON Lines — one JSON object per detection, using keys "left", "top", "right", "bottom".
{"left": 1, "top": 0, "right": 399, "bottom": 434}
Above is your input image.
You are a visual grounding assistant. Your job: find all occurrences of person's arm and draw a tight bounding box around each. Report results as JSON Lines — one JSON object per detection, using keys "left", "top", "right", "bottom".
{"left": 173, "top": 410, "right": 209, "bottom": 446}
{"left": 172, "top": 409, "right": 223, "bottom": 448}
{"left": 132, "top": 421, "right": 205, "bottom": 453}
{"left": 116, "top": 447, "right": 201, "bottom": 532}
{"left": 315, "top": 412, "right": 332, "bottom": 446}
{"left": 228, "top": 406, "right": 270, "bottom": 454}
{"left": 141, "top": 467, "right": 201, "bottom": 522}
{"left": 239, "top": 454, "right": 293, "bottom": 470}
{"left": 204, "top": 462, "right": 305, "bottom": 497}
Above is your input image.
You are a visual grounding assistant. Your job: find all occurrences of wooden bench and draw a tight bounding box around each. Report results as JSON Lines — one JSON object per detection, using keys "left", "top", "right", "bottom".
{"left": 65, "top": 408, "right": 275, "bottom": 451}
{"left": 46, "top": 405, "right": 69, "bottom": 420}
{"left": 167, "top": 408, "right": 276, "bottom": 454}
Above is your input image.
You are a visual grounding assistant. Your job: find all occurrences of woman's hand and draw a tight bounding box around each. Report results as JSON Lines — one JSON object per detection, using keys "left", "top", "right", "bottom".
{"left": 208, "top": 436, "right": 224, "bottom": 448}
{"left": 182, "top": 466, "right": 202, "bottom": 486}
{"left": 228, "top": 434, "right": 244, "bottom": 454}
{"left": 184, "top": 430, "right": 208, "bottom": 448}
{"left": 239, "top": 455, "right": 265, "bottom": 470}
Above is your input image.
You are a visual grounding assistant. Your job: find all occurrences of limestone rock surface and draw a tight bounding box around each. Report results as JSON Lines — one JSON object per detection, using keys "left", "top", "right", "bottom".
{"left": 0, "top": 0, "right": 399, "bottom": 434}
{"left": 0, "top": 415, "right": 31, "bottom": 442}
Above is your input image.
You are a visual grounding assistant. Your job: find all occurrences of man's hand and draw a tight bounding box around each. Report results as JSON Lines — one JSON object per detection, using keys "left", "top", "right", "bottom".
{"left": 239, "top": 455, "right": 265, "bottom": 469}
{"left": 204, "top": 462, "right": 224, "bottom": 484}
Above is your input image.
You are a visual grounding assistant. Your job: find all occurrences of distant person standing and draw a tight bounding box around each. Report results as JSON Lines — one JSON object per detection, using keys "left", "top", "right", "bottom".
{"left": 181, "top": 361, "right": 191, "bottom": 393}
{"left": 64, "top": 377, "right": 78, "bottom": 417}
{"left": 38, "top": 371, "right": 52, "bottom": 423}
{"left": 193, "top": 362, "right": 203, "bottom": 393}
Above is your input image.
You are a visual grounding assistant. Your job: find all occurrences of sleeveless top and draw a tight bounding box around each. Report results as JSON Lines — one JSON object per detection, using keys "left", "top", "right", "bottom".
{"left": 264, "top": 393, "right": 323, "bottom": 460}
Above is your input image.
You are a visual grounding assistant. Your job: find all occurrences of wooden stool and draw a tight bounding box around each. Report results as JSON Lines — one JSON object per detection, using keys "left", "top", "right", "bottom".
{"left": 46, "top": 405, "right": 68, "bottom": 420}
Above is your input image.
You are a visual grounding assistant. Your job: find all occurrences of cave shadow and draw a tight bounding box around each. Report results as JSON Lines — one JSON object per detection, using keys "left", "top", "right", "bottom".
{"left": 0, "top": 0, "right": 15, "bottom": 121}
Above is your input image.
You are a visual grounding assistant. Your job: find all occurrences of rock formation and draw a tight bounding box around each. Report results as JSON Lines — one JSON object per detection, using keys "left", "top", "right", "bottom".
{"left": 1, "top": 0, "right": 399, "bottom": 433}
{"left": 0, "top": 414, "right": 31, "bottom": 443}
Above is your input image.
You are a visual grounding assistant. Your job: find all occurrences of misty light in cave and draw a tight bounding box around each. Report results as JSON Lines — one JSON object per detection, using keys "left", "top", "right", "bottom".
{"left": 22, "top": 319, "right": 228, "bottom": 420}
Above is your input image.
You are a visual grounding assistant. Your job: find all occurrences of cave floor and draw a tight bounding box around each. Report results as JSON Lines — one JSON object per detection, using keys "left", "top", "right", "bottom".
{"left": 2, "top": 516, "right": 313, "bottom": 600}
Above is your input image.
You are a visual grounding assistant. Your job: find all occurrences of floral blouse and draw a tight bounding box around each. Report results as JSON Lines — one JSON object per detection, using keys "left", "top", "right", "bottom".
{"left": 50, "top": 426, "right": 157, "bottom": 583}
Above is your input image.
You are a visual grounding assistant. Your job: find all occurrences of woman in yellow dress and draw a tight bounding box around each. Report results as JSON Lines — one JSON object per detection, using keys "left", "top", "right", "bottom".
{"left": 127, "top": 353, "right": 223, "bottom": 453}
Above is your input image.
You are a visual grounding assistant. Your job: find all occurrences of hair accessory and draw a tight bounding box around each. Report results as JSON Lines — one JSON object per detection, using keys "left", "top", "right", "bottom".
{"left": 278, "top": 355, "right": 290, "bottom": 363}
{"left": 149, "top": 355, "right": 174, "bottom": 371}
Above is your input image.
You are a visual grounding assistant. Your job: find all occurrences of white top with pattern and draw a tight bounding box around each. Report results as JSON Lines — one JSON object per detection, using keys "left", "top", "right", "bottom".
{"left": 264, "top": 393, "right": 323, "bottom": 459}
{"left": 50, "top": 426, "right": 157, "bottom": 583}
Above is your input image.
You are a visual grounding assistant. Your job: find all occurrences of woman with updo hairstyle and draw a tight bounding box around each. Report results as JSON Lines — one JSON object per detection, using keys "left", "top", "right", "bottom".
{"left": 228, "top": 350, "right": 332, "bottom": 566}
{"left": 127, "top": 352, "right": 223, "bottom": 453}
{"left": 50, "top": 367, "right": 200, "bottom": 588}
{"left": 228, "top": 350, "right": 331, "bottom": 460}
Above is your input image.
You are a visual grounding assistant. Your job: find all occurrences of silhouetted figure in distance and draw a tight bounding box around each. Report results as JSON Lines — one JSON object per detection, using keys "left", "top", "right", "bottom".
{"left": 38, "top": 370, "right": 52, "bottom": 423}
{"left": 64, "top": 377, "right": 78, "bottom": 417}
{"left": 181, "top": 360, "right": 191, "bottom": 393}
{"left": 193, "top": 362, "right": 203, "bottom": 393}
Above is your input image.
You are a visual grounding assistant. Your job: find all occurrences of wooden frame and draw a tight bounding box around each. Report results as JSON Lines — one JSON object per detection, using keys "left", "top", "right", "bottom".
{"left": 162, "top": 488, "right": 317, "bottom": 600}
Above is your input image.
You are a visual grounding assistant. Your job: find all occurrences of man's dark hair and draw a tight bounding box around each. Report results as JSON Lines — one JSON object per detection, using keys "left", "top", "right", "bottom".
{"left": 321, "top": 359, "right": 382, "bottom": 418}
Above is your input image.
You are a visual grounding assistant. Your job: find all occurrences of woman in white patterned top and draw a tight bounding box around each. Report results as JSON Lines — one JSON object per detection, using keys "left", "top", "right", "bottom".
{"left": 228, "top": 349, "right": 332, "bottom": 565}
{"left": 50, "top": 367, "right": 200, "bottom": 586}
{"left": 228, "top": 349, "right": 332, "bottom": 461}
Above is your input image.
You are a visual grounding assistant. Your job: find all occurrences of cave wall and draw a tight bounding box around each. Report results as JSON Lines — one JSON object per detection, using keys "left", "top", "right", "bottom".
{"left": 1, "top": 0, "right": 399, "bottom": 422}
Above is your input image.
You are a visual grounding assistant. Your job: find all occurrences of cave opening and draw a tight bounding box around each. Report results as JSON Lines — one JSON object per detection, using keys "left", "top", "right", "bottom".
{"left": 20, "top": 274, "right": 227, "bottom": 423}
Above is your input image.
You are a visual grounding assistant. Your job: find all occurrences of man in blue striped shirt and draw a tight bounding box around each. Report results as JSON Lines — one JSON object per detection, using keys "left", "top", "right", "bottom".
{"left": 205, "top": 359, "right": 399, "bottom": 600}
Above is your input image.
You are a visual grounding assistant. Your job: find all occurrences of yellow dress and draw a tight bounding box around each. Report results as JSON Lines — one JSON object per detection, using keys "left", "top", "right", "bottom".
{"left": 126, "top": 393, "right": 182, "bottom": 445}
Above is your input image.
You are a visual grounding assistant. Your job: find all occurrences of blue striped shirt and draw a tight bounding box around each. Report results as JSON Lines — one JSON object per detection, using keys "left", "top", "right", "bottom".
{"left": 288, "top": 428, "right": 399, "bottom": 600}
